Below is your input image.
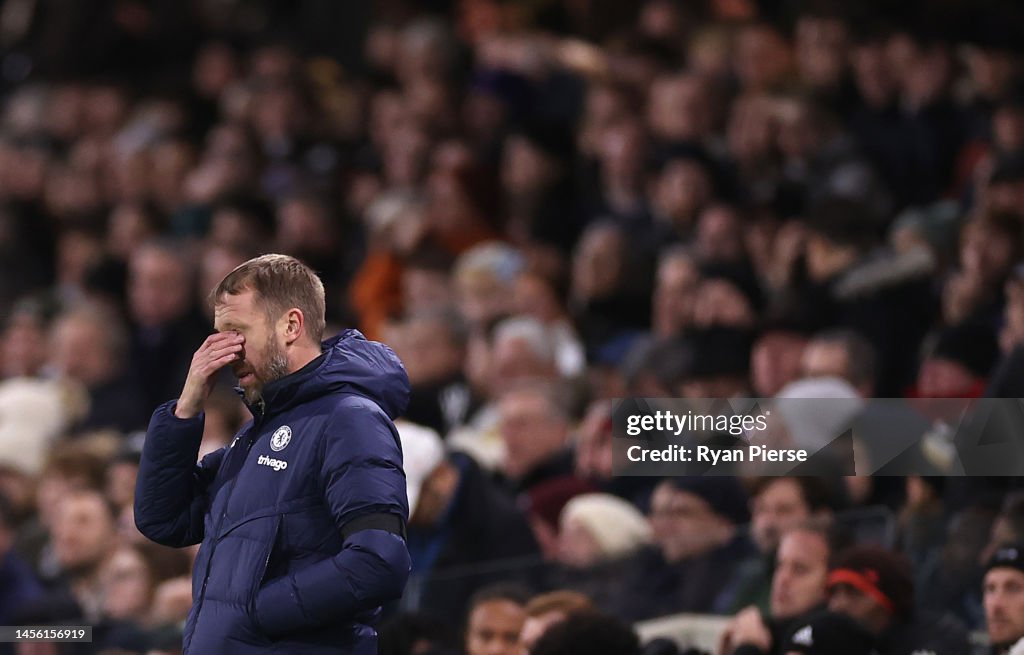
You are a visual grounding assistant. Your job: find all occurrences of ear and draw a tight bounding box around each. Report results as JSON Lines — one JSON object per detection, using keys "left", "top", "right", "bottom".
{"left": 281, "top": 308, "right": 305, "bottom": 346}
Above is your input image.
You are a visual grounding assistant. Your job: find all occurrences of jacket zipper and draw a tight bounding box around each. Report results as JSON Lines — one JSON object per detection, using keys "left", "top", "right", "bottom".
{"left": 189, "top": 406, "right": 265, "bottom": 649}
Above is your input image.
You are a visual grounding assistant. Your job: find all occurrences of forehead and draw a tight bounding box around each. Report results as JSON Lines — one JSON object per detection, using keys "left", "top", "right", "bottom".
{"left": 779, "top": 530, "right": 827, "bottom": 558}
{"left": 213, "top": 290, "right": 261, "bottom": 329}
{"left": 757, "top": 478, "right": 805, "bottom": 505}
{"left": 469, "top": 600, "right": 524, "bottom": 627}
{"left": 986, "top": 568, "right": 1024, "bottom": 588}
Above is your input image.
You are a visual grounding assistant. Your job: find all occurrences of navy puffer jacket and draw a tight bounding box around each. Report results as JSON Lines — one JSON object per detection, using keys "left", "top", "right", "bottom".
{"left": 135, "top": 330, "right": 411, "bottom": 655}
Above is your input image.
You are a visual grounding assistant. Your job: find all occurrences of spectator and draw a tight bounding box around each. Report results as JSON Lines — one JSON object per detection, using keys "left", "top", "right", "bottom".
{"left": 549, "top": 493, "right": 650, "bottom": 608}
{"left": 720, "top": 520, "right": 841, "bottom": 655}
{"left": 48, "top": 302, "right": 149, "bottom": 434}
{"left": 719, "top": 478, "right": 836, "bottom": 614}
{"left": 48, "top": 490, "right": 119, "bottom": 622}
{"left": 497, "top": 387, "right": 579, "bottom": 496}
{"left": 388, "top": 310, "right": 475, "bottom": 437}
{"left": 799, "top": 329, "right": 877, "bottom": 397}
{"left": 464, "top": 585, "right": 530, "bottom": 655}
{"left": 126, "top": 241, "right": 207, "bottom": 412}
{"left": 983, "top": 545, "right": 1024, "bottom": 655}
{"left": 609, "top": 477, "right": 752, "bottom": 620}
{"left": 404, "top": 448, "right": 540, "bottom": 623}
{"left": 827, "top": 546, "right": 971, "bottom": 655}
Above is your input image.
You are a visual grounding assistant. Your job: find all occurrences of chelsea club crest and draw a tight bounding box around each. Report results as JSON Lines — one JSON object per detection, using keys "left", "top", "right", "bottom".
{"left": 270, "top": 425, "right": 292, "bottom": 452}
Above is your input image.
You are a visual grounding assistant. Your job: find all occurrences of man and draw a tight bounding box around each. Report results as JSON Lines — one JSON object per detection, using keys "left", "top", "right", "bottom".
{"left": 497, "top": 387, "right": 579, "bottom": 495}
{"left": 721, "top": 521, "right": 838, "bottom": 655}
{"left": 983, "top": 545, "right": 1024, "bottom": 654}
{"left": 827, "top": 545, "right": 970, "bottom": 655}
{"left": 610, "top": 476, "right": 752, "bottom": 621}
{"left": 127, "top": 240, "right": 209, "bottom": 413}
{"left": 135, "top": 254, "right": 411, "bottom": 654}
{"left": 719, "top": 477, "right": 836, "bottom": 613}
{"left": 403, "top": 447, "right": 540, "bottom": 623}
{"left": 50, "top": 490, "right": 120, "bottom": 623}
{"left": 48, "top": 303, "right": 149, "bottom": 433}
{"left": 800, "top": 329, "right": 876, "bottom": 397}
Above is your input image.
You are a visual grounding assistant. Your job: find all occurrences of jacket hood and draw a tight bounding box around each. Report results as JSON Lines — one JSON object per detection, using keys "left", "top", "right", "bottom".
{"left": 253, "top": 329, "right": 410, "bottom": 420}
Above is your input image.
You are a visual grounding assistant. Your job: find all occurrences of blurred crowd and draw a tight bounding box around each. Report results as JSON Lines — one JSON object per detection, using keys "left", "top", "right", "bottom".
{"left": 3, "top": 0, "right": 1024, "bottom": 653}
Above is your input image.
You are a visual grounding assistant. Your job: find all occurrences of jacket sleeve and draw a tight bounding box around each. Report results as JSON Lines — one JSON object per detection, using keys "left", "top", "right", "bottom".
{"left": 134, "top": 400, "right": 225, "bottom": 548}
{"left": 254, "top": 397, "right": 410, "bottom": 637}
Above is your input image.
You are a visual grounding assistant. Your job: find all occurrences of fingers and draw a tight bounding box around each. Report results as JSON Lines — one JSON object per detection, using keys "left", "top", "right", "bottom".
{"left": 199, "top": 331, "right": 245, "bottom": 353}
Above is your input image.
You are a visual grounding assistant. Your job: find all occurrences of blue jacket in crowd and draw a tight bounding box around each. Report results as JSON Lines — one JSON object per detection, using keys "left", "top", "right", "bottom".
{"left": 135, "top": 329, "right": 412, "bottom": 655}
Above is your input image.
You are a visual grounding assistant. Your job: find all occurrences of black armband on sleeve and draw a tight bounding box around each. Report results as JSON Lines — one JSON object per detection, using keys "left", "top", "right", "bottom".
{"left": 340, "top": 512, "right": 407, "bottom": 541}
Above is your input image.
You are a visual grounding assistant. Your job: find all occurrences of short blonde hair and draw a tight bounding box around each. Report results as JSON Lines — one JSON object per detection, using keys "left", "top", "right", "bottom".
{"left": 212, "top": 254, "right": 326, "bottom": 342}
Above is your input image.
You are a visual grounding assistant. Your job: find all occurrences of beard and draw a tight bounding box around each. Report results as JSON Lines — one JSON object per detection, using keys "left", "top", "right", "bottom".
{"left": 237, "top": 335, "right": 290, "bottom": 405}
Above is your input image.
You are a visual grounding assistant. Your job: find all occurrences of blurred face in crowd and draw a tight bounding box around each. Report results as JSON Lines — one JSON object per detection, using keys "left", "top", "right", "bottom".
{"left": 696, "top": 205, "right": 745, "bottom": 263}
{"left": 572, "top": 225, "right": 624, "bottom": 302}
{"left": 501, "top": 135, "right": 560, "bottom": 197}
{"left": 647, "top": 74, "right": 712, "bottom": 142}
{"left": 735, "top": 24, "right": 793, "bottom": 91}
{"left": 389, "top": 316, "right": 463, "bottom": 386}
{"left": 801, "top": 339, "right": 851, "bottom": 382}
{"left": 752, "top": 332, "right": 807, "bottom": 397}
{"left": 751, "top": 479, "right": 813, "bottom": 554}
{"left": 653, "top": 253, "right": 700, "bottom": 338}
{"left": 580, "top": 84, "right": 632, "bottom": 155}
{"left": 465, "top": 599, "right": 525, "bottom": 655}
{"left": 129, "top": 246, "right": 192, "bottom": 328}
{"left": 771, "top": 529, "right": 829, "bottom": 619}
{"left": 960, "top": 220, "right": 1016, "bottom": 284}
{"left": 575, "top": 402, "right": 614, "bottom": 481}
{"left": 513, "top": 273, "right": 564, "bottom": 324}
{"left": 276, "top": 197, "right": 335, "bottom": 256}
{"left": 693, "top": 279, "right": 756, "bottom": 329}
{"left": 650, "top": 159, "right": 713, "bottom": 229}
{"left": 456, "top": 271, "right": 512, "bottom": 328}
{"left": 993, "top": 105, "right": 1024, "bottom": 154}
{"left": 403, "top": 266, "right": 454, "bottom": 317}
{"left": 599, "top": 119, "right": 646, "bottom": 186}
{"left": 52, "top": 492, "right": 117, "bottom": 574}
{"left": 985, "top": 567, "right": 1024, "bottom": 646}
{"left": 1, "top": 309, "right": 48, "bottom": 378}
{"left": 56, "top": 230, "right": 103, "bottom": 289}
{"left": 915, "top": 356, "right": 977, "bottom": 398}
{"left": 557, "top": 517, "right": 602, "bottom": 569}
{"left": 851, "top": 41, "right": 896, "bottom": 108}
{"left": 107, "top": 203, "right": 158, "bottom": 261}
{"left": 50, "top": 313, "right": 119, "bottom": 386}
{"left": 214, "top": 289, "right": 290, "bottom": 405}
{"left": 101, "top": 547, "right": 153, "bottom": 621}
{"left": 795, "top": 16, "right": 848, "bottom": 88}
{"left": 828, "top": 583, "right": 891, "bottom": 634}
{"left": 106, "top": 460, "right": 139, "bottom": 511}
{"left": 649, "top": 482, "right": 732, "bottom": 563}
{"left": 193, "top": 41, "right": 238, "bottom": 99}
{"left": 498, "top": 390, "right": 568, "bottom": 480}
{"left": 490, "top": 334, "right": 557, "bottom": 396}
